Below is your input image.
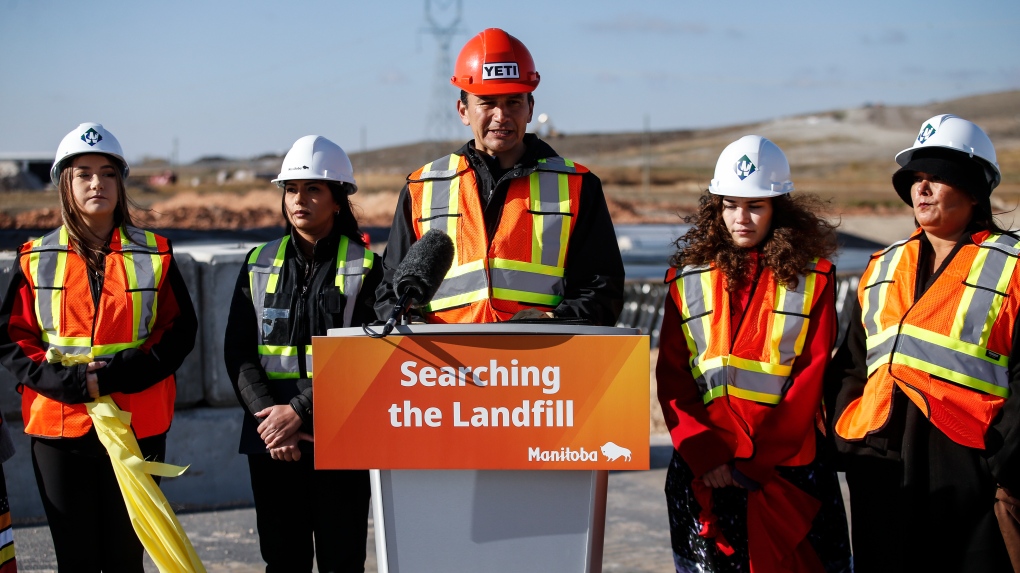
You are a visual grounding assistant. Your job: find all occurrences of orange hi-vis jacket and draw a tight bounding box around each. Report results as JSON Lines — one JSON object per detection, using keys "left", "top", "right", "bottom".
{"left": 667, "top": 258, "right": 832, "bottom": 467}
{"left": 836, "top": 230, "right": 1020, "bottom": 449}
{"left": 407, "top": 153, "right": 586, "bottom": 323}
{"left": 18, "top": 226, "right": 175, "bottom": 438}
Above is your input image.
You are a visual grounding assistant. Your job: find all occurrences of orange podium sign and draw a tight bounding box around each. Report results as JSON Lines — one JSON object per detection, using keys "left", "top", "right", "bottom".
{"left": 313, "top": 333, "right": 649, "bottom": 470}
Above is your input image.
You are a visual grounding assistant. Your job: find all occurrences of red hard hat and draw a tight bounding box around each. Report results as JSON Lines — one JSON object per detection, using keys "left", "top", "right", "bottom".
{"left": 450, "top": 28, "right": 540, "bottom": 95}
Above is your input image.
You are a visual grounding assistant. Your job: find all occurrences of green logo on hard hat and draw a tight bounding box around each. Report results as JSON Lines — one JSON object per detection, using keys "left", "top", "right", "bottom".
{"left": 918, "top": 124, "right": 936, "bottom": 144}
{"left": 734, "top": 155, "right": 756, "bottom": 180}
{"left": 81, "top": 128, "right": 103, "bottom": 147}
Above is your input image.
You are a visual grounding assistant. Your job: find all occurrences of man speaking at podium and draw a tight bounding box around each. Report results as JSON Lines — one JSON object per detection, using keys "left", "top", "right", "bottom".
{"left": 376, "top": 28, "right": 624, "bottom": 326}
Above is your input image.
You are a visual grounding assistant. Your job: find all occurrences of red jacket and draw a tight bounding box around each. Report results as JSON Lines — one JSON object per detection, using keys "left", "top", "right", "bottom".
{"left": 657, "top": 254, "right": 837, "bottom": 571}
{"left": 658, "top": 255, "right": 836, "bottom": 483}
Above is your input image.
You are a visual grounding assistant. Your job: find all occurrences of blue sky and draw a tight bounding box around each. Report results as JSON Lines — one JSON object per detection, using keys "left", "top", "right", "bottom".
{"left": 1, "top": 0, "right": 1018, "bottom": 164}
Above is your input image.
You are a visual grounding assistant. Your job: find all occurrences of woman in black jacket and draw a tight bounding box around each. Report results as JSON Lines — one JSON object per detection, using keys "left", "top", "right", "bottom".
{"left": 224, "top": 135, "right": 381, "bottom": 572}
{"left": 827, "top": 115, "right": 1019, "bottom": 572}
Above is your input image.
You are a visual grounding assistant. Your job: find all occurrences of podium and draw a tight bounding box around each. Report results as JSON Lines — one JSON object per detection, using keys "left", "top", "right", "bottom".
{"left": 314, "top": 324, "right": 649, "bottom": 573}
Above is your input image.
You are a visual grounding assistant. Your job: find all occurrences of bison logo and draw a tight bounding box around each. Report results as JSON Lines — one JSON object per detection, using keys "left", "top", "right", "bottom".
{"left": 600, "top": 442, "right": 632, "bottom": 462}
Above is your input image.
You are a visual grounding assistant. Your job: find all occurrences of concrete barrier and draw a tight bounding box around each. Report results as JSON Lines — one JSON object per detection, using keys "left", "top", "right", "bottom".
{"left": 5, "top": 408, "right": 253, "bottom": 522}
{"left": 199, "top": 250, "right": 251, "bottom": 407}
{"left": 0, "top": 254, "right": 18, "bottom": 420}
{"left": 171, "top": 252, "right": 205, "bottom": 408}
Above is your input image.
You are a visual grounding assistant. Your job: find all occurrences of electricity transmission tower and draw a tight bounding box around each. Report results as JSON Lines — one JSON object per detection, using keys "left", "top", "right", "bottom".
{"left": 422, "top": 0, "right": 463, "bottom": 143}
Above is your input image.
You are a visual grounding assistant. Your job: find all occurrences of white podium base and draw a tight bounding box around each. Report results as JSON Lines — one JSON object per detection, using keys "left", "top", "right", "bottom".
{"left": 371, "top": 469, "right": 608, "bottom": 573}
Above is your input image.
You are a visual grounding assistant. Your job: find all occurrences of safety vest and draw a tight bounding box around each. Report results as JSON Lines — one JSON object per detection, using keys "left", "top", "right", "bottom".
{"left": 835, "top": 230, "right": 1020, "bottom": 449}
{"left": 670, "top": 259, "right": 829, "bottom": 405}
{"left": 18, "top": 225, "right": 175, "bottom": 438}
{"left": 247, "top": 234, "right": 374, "bottom": 380}
{"left": 407, "top": 153, "right": 586, "bottom": 323}
{"left": 667, "top": 260, "right": 830, "bottom": 463}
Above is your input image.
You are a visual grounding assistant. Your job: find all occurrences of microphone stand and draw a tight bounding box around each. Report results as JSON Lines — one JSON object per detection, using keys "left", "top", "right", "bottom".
{"left": 381, "top": 290, "right": 417, "bottom": 336}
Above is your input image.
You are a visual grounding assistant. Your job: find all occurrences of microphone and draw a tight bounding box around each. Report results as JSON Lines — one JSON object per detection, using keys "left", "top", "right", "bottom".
{"left": 382, "top": 229, "right": 455, "bottom": 335}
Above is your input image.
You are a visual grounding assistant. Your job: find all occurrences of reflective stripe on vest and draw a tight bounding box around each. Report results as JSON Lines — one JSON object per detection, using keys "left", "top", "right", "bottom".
{"left": 247, "top": 235, "right": 373, "bottom": 380}
{"left": 861, "top": 233, "right": 1020, "bottom": 398}
{"left": 677, "top": 261, "right": 820, "bottom": 405}
{"left": 25, "top": 226, "right": 164, "bottom": 360}
{"left": 418, "top": 154, "right": 481, "bottom": 309}
{"left": 256, "top": 344, "right": 313, "bottom": 380}
{"left": 416, "top": 155, "right": 577, "bottom": 312}
{"left": 335, "top": 235, "right": 375, "bottom": 328}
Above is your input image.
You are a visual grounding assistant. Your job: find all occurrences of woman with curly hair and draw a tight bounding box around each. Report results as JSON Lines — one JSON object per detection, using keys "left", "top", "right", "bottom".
{"left": 657, "top": 135, "right": 851, "bottom": 572}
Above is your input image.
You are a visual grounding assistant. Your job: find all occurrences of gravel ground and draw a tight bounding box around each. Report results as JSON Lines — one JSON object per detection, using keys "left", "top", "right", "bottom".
{"left": 11, "top": 442, "right": 679, "bottom": 573}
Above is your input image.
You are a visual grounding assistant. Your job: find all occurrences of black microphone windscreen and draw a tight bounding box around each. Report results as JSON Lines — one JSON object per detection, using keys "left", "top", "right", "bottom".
{"left": 393, "top": 229, "right": 455, "bottom": 305}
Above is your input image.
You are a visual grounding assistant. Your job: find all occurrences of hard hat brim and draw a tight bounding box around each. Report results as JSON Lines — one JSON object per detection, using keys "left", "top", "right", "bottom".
{"left": 896, "top": 145, "right": 1001, "bottom": 190}
{"left": 272, "top": 174, "right": 357, "bottom": 194}
{"left": 50, "top": 152, "right": 129, "bottom": 187}
{"left": 451, "top": 78, "right": 538, "bottom": 96}
{"left": 708, "top": 180, "right": 794, "bottom": 198}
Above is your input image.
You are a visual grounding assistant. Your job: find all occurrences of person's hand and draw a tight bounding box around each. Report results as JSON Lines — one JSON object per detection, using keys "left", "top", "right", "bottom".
{"left": 511, "top": 309, "right": 555, "bottom": 320}
{"left": 85, "top": 361, "right": 107, "bottom": 399}
{"left": 255, "top": 405, "right": 303, "bottom": 448}
{"left": 268, "top": 431, "right": 314, "bottom": 462}
{"left": 702, "top": 464, "right": 742, "bottom": 489}
{"left": 998, "top": 486, "right": 1020, "bottom": 505}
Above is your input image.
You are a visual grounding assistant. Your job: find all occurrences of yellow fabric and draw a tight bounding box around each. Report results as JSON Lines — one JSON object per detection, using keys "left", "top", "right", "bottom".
{"left": 47, "top": 352, "right": 206, "bottom": 572}
{"left": 45, "top": 347, "right": 92, "bottom": 367}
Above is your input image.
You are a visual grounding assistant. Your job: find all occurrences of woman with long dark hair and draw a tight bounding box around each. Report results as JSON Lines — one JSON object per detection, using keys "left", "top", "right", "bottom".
{"left": 828, "top": 115, "right": 1020, "bottom": 572}
{"left": 0, "top": 122, "right": 197, "bottom": 571}
{"left": 657, "top": 135, "right": 850, "bottom": 572}
{"left": 223, "top": 135, "right": 381, "bottom": 572}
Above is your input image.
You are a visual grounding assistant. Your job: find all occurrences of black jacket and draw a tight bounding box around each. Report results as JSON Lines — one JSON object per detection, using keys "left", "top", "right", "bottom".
{"left": 375, "top": 135, "right": 625, "bottom": 326}
{"left": 0, "top": 236, "right": 196, "bottom": 407}
{"left": 825, "top": 231, "right": 1020, "bottom": 570}
{"left": 223, "top": 225, "right": 382, "bottom": 454}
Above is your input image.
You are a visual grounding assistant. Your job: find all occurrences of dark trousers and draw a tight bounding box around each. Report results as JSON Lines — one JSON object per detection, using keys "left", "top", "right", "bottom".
{"left": 248, "top": 453, "right": 370, "bottom": 573}
{"left": 845, "top": 437, "right": 1011, "bottom": 573}
{"left": 31, "top": 430, "right": 166, "bottom": 573}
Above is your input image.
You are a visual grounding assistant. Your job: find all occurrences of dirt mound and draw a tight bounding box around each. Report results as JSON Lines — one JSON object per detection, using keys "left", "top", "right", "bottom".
{"left": 135, "top": 189, "right": 283, "bottom": 229}
{"left": 4, "top": 208, "right": 61, "bottom": 229}
{"left": 0, "top": 189, "right": 823, "bottom": 231}
{"left": 134, "top": 189, "right": 402, "bottom": 230}
{"left": 0, "top": 189, "right": 402, "bottom": 230}
{"left": 606, "top": 197, "right": 685, "bottom": 224}
{"left": 352, "top": 191, "right": 399, "bottom": 227}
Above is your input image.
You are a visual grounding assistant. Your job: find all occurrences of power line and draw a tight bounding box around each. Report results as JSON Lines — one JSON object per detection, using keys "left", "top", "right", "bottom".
{"left": 422, "top": 0, "right": 463, "bottom": 143}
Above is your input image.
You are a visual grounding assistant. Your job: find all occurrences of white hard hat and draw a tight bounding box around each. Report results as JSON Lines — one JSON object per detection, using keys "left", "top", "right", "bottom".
{"left": 272, "top": 135, "right": 357, "bottom": 194}
{"left": 709, "top": 135, "right": 793, "bottom": 198}
{"left": 894, "top": 114, "right": 1000, "bottom": 190}
{"left": 50, "top": 122, "right": 129, "bottom": 186}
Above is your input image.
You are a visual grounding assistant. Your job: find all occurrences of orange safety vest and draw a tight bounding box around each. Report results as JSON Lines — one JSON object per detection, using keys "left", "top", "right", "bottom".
{"left": 835, "top": 230, "right": 1020, "bottom": 449}
{"left": 667, "top": 259, "right": 831, "bottom": 464}
{"left": 407, "top": 153, "right": 586, "bottom": 323}
{"left": 18, "top": 226, "right": 176, "bottom": 438}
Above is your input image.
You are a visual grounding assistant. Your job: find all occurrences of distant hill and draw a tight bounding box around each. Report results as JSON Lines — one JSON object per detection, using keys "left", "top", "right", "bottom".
{"left": 344, "top": 90, "right": 1020, "bottom": 195}
{"left": 8, "top": 91, "right": 1020, "bottom": 232}
{"left": 123, "top": 89, "right": 1020, "bottom": 199}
